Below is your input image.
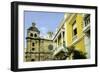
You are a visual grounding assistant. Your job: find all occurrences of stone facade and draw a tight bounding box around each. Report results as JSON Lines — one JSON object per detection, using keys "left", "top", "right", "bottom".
{"left": 25, "top": 23, "right": 53, "bottom": 62}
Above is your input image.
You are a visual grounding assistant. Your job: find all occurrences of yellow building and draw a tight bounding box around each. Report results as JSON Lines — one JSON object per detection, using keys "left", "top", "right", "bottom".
{"left": 53, "top": 13, "right": 90, "bottom": 60}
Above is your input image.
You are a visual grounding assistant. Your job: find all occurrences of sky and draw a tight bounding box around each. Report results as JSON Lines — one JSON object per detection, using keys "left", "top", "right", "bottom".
{"left": 24, "top": 11, "right": 64, "bottom": 48}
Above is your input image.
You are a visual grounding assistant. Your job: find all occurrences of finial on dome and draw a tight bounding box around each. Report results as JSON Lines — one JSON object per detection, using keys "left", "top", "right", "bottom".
{"left": 32, "top": 22, "right": 36, "bottom": 27}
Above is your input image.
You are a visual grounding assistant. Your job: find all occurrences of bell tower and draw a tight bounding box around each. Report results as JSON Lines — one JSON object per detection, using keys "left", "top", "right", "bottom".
{"left": 27, "top": 22, "right": 40, "bottom": 38}
{"left": 25, "top": 22, "right": 40, "bottom": 61}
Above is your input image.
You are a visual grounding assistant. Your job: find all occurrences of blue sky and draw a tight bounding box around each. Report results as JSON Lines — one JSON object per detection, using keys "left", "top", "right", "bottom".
{"left": 24, "top": 11, "right": 64, "bottom": 48}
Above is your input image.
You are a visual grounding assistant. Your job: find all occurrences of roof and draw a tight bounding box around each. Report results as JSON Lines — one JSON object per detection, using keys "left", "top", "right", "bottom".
{"left": 27, "top": 22, "right": 40, "bottom": 33}
{"left": 28, "top": 27, "right": 40, "bottom": 33}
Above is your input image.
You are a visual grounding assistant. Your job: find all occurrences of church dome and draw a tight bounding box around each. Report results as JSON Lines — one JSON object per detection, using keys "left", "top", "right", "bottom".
{"left": 28, "top": 22, "right": 40, "bottom": 34}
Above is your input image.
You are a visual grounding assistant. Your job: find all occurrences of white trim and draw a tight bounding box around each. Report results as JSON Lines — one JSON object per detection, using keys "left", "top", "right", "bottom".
{"left": 71, "top": 34, "right": 85, "bottom": 46}
{"left": 83, "top": 24, "right": 90, "bottom": 33}
{"left": 53, "top": 20, "right": 65, "bottom": 41}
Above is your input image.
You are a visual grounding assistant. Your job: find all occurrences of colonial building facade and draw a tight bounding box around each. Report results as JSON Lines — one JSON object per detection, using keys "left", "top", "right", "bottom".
{"left": 52, "top": 13, "right": 90, "bottom": 60}
{"left": 25, "top": 23, "right": 53, "bottom": 62}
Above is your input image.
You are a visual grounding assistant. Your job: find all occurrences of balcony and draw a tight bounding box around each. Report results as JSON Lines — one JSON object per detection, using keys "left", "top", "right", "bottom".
{"left": 53, "top": 44, "right": 68, "bottom": 57}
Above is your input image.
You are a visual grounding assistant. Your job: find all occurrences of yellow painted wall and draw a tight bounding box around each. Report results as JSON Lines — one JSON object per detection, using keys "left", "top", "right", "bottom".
{"left": 66, "top": 14, "right": 75, "bottom": 46}
{"left": 75, "top": 38, "right": 85, "bottom": 52}
{"left": 75, "top": 14, "right": 85, "bottom": 52}
{"left": 76, "top": 14, "right": 83, "bottom": 38}
{"left": 65, "top": 14, "right": 86, "bottom": 53}
{"left": 66, "top": 22, "right": 72, "bottom": 46}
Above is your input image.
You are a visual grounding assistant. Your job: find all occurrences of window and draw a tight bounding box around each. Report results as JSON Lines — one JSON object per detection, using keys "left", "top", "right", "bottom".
{"left": 86, "top": 30, "right": 90, "bottom": 37}
{"left": 30, "top": 33, "right": 33, "bottom": 37}
{"left": 73, "top": 28, "right": 77, "bottom": 36}
{"left": 32, "top": 42, "right": 35, "bottom": 46}
{"left": 32, "top": 48, "right": 35, "bottom": 51}
{"left": 84, "top": 14, "right": 90, "bottom": 26}
{"left": 34, "top": 33, "right": 37, "bottom": 37}
{"left": 72, "top": 21, "right": 77, "bottom": 36}
{"left": 31, "top": 59, "right": 35, "bottom": 61}
{"left": 63, "top": 31, "right": 65, "bottom": 39}
{"left": 72, "top": 21, "right": 77, "bottom": 41}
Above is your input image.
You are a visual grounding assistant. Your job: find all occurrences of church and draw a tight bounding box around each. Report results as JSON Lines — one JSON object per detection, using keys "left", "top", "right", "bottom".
{"left": 24, "top": 23, "right": 53, "bottom": 62}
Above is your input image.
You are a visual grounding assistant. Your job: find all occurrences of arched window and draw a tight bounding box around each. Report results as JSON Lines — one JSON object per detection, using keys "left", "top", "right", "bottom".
{"left": 32, "top": 42, "right": 35, "bottom": 46}
{"left": 34, "top": 33, "right": 37, "bottom": 37}
{"left": 30, "top": 33, "right": 33, "bottom": 37}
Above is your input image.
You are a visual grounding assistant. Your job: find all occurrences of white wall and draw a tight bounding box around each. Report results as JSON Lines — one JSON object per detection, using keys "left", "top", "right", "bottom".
{"left": 0, "top": 0, "right": 99, "bottom": 73}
